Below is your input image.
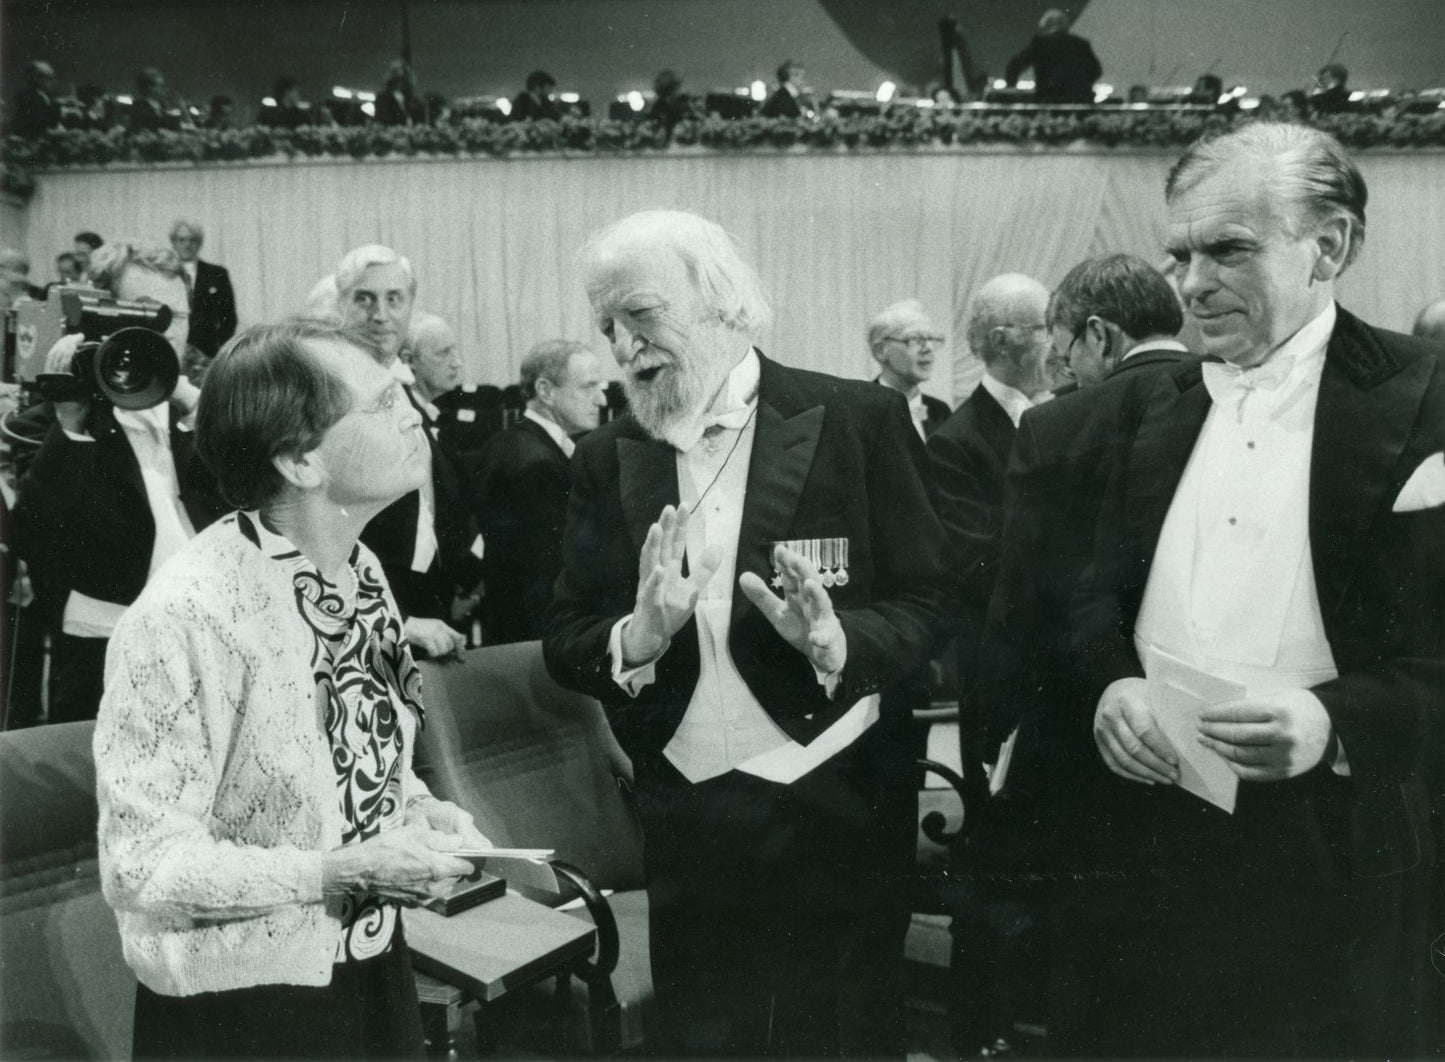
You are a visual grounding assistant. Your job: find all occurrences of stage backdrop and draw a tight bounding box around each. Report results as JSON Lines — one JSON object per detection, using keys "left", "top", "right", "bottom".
{"left": 14, "top": 148, "right": 1445, "bottom": 405}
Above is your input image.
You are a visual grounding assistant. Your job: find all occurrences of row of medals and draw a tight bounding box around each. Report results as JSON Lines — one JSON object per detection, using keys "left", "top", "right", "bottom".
{"left": 771, "top": 537, "right": 851, "bottom": 588}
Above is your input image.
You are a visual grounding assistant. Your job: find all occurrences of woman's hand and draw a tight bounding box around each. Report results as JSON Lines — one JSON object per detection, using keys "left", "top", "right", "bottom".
{"left": 405, "top": 797, "right": 491, "bottom": 850}
{"left": 321, "top": 823, "right": 475, "bottom": 903}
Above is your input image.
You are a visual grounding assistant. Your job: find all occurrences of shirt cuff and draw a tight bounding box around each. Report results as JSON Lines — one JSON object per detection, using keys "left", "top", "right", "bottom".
{"left": 813, "top": 658, "right": 845, "bottom": 699}
{"left": 62, "top": 428, "right": 94, "bottom": 442}
{"left": 609, "top": 615, "right": 667, "bottom": 697}
{"left": 1331, "top": 735, "right": 1351, "bottom": 777}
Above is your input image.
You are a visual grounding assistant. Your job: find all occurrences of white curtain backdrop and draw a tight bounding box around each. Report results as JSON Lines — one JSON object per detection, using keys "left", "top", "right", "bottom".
{"left": 18, "top": 149, "right": 1445, "bottom": 406}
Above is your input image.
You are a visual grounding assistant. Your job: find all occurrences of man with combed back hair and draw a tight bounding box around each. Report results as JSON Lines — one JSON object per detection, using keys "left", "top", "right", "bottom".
{"left": 1047, "top": 122, "right": 1444, "bottom": 1057}
{"left": 544, "top": 210, "right": 952, "bottom": 1057}
{"left": 474, "top": 338, "right": 606, "bottom": 644}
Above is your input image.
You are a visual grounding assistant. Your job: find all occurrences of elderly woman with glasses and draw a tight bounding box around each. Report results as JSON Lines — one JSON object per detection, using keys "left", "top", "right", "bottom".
{"left": 94, "top": 318, "right": 488, "bottom": 1060}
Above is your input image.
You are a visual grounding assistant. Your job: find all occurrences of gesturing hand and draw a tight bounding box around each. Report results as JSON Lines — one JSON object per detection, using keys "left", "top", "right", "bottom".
{"left": 621, "top": 505, "right": 723, "bottom": 665}
{"left": 738, "top": 544, "right": 847, "bottom": 675}
{"left": 1093, "top": 677, "right": 1180, "bottom": 786}
{"left": 1197, "top": 689, "right": 1333, "bottom": 782}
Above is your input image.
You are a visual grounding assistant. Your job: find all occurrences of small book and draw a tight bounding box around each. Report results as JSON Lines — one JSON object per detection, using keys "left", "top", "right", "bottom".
{"left": 424, "top": 869, "right": 505, "bottom": 917}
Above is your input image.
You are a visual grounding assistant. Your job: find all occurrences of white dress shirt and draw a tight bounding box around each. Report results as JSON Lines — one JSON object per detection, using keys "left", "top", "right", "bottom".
{"left": 62, "top": 403, "right": 197, "bottom": 637}
{"left": 608, "top": 349, "right": 878, "bottom": 784}
{"left": 523, "top": 408, "right": 576, "bottom": 458}
{"left": 1120, "top": 338, "right": 1190, "bottom": 363}
{"left": 1136, "top": 303, "right": 1343, "bottom": 759}
{"left": 390, "top": 360, "right": 438, "bottom": 574}
{"left": 878, "top": 377, "right": 930, "bottom": 440}
{"left": 980, "top": 371, "right": 1040, "bottom": 427}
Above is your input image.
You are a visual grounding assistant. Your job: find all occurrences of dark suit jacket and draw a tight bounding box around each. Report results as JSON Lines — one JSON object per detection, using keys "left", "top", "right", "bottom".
{"left": 187, "top": 260, "right": 237, "bottom": 358}
{"left": 1004, "top": 32, "right": 1102, "bottom": 104}
{"left": 760, "top": 87, "right": 803, "bottom": 119}
{"left": 1067, "top": 308, "right": 1444, "bottom": 884}
{"left": 927, "top": 384, "right": 1017, "bottom": 697}
{"left": 375, "top": 90, "right": 425, "bottom": 126}
{"left": 509, "top": 92, "right": 561, "bottom": 122}
{"left": 13, "top": 404, "right": 227, "bottom": 628}
{"left": 361, "top": 387, "right": 483, "bottom": 625}
{"left": 976, "top": 345, "right": 1193, "bottom": 844}
{"left": 474, "top": 416, "right": 572, "bottom": 644}
{"left": 543, "top": 354, "right": 953, "bottom": 763}
{"left": 875, "top": 378, "right": 951, "bottom": 438}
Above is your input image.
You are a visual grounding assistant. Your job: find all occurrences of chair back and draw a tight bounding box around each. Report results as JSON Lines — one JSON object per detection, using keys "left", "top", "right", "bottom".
{"left": 413, "top": 642, "right": 644, "bottom": 891}
{"left": 0, "top": 720, "right": 135, "bottom": 1060}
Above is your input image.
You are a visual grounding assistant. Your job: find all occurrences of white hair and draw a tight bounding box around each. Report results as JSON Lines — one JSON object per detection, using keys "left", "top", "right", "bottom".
{"left": 169, "top": 218, "right": 204, "bottom": 242}
{"left": 579, "top": 210, "right": 770, "bottom": 335}
{"left": 304, "top": 273, "right": 341, "bottom": 321}
{"left": 334, "top": 244, "right": 417, "bottom": 298}
{"left": 867, "top": 299, "right": 931, "bottom": 352}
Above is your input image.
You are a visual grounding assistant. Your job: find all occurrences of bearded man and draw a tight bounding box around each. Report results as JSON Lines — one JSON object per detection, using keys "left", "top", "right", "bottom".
{"left": 543, "top": 210, "right": 953, "bottom": 1058}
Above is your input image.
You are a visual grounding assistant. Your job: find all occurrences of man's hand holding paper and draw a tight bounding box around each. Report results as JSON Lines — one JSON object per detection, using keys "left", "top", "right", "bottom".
{"left": 1198, "top": 688, "right": 1334, "bottom": 782}
{"left": 1093, "top": 676, "right": 1181, "bottom": 786}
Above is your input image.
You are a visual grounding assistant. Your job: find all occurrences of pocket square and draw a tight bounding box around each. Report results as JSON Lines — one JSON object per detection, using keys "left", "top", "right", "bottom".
{"left": 1392, "top": 452, "right": 1445, "bottom": 512}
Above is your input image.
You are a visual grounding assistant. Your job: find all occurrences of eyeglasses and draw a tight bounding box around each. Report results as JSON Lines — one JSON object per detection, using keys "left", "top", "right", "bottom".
{"left": 350, "top": 384, "right": 404, "bottom": 418}
{"left": 885, "top": 333, "right": 946, "bottom": 348}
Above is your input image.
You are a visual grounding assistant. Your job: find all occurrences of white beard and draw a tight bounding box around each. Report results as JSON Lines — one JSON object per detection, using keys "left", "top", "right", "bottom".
{"left": 622, "top": 355, "right": 713, "bottom": 448}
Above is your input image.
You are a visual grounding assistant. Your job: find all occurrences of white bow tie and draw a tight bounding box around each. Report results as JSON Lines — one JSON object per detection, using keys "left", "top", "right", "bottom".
{"left": 1202, "top": 353, "right": 1297, "bottom": 420}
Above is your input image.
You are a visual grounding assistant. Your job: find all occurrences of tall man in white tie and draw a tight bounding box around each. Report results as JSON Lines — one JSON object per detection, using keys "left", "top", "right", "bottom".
{"left": 544, "top": 210, "right": 953, "bottom": 1058}
{"left": 1060, "top": 121, "right": 1445, "bottom": 1058}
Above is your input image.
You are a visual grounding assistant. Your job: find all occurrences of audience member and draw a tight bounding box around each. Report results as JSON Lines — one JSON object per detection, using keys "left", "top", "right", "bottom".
{"left": 168, "top": 219, "right": 238, "bottom": 358}
{"left": 929, "top": 274, "right": 1053, "bottom": 713}
{"left": 511, "top": 70, "right": 561, "bottom": 122}
{"left": 204, "top": 93, "right": 235, "bottom": 129}
{"left": 760, "top": 60, "right": 808, "bottom": 118}
{"left": 474, "top": 339, "right": 605, "bottom": 645}
{"left": 545, "top": 209, "right": 952, "bottom": 1058}
{"left": 1311, "top": 62, "right": 1351, "bottom": 114}
{"left": 1047, "top": 253, "right": 1189, "bottom": 389}
{"left": 72, "top": 231, "right": 104, "bottom": 276}
{"left": 53, "top": 252, "right": 82, "bottom": 287}
{"left": 1413, "top": 297, "right": 1445, "bottom": 341}
{"left": 375, "top": 60, "right": 425, "bottom": 126}
{"left": 1187, "top": 73, "right": 1226, "bottom": 108}
{"left": 96, "top": 318, "right": 485, "bottom": 1060}
{"left": 1048, "top": 121, "right": 1441, "bottom": 1058}
{"left": 67, "top": 84, "right": 116, "bottom": 131}
{"left": 12, "top": 241, "right": 224, "bottom": 724}
{"left": 260, "top": 77, "right": 322, "bottom": 129}
{"left": 0, "top": 249, "right": 46, "bottom": 302}
{"left": 867, "top": 298, "right": 951, "bottom": 439}
{"left": 334, "top": 244, "right": 482, "bottom": 657}
{"left": 10, "top": 60, "right": 62, "bottom": 139}
{"left": 305, "top": 272, "right": 340, "bottom": 321}
{"left": 649, "top": 69, "right": 697, "bottom": 129}
{"left": 402, "top": 312, "right": 462, "bottom": 404}
{"left": 129, "top": 67, "right": 176, "bottom": 132}
{"left": 1004, "top": 9, "right": 1102, "bottom": 105}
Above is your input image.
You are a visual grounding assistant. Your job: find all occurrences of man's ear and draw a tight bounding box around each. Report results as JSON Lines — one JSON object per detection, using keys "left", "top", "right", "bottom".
{"left": 1311, "top": 216, "right": 1354, "bottom": 282}
{"left": 274, "top": 449, "right": 323, "bottom": 492}
{"left": 1084, "top": 315, "right": 1110, "bottom": 347}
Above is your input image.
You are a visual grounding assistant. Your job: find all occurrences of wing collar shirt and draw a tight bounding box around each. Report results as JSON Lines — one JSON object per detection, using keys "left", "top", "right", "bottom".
{"left": 390, "top": 359, "right": 438, "bottom": 574}
{"left": 1136, "top": 303, "right": 1342, "bottom": 757}
{"left": 877, "top": 377, "right": 930, "bottom": 440}
{"left": 1121, "top": 338, "right": 1190, "bottom": 362}
{"left": 607, "top": 348, "right": 879, "bottom": 784}
{"left": 523, "top": 408, "right": 576, "bottom": 458}
{"left": 980, "top": 370, "right": 1041, "bottom": 427}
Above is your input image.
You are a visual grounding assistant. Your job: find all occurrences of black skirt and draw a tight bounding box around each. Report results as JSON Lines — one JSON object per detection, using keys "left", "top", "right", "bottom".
{"left": 131, "top": 935, "right": 425, "bottom": 1061}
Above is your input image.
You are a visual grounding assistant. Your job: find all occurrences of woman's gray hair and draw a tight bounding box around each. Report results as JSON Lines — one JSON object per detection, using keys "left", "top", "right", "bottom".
{"left": 195, "top": 318, "right": 384, "bottom": 510}
{"left": 335, "top": 244, "right": 417, "bottom": 298}
{"left": 580, "top": 210, "right": 770, "bottom": 335}
{"left": 1165, "top": 121, "right": 1367, "bottom": 270}
{"left": 87, "top": 242, "right": 185, "bottom": 292}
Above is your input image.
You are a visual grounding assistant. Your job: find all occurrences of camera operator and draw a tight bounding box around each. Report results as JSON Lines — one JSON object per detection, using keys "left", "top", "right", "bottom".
{"left": 12, "top": 243, "right": 226, "bottom": 724}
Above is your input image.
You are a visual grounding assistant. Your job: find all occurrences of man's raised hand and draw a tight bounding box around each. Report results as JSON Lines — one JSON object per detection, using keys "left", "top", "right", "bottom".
{"left": 738, "top": 544, "right": 847, "bottom": 675}
{"left": 620, "top": 505, "right": 723, "bottom": 665}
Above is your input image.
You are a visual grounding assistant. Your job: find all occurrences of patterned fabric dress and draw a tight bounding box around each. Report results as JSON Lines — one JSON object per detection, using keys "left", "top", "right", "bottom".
{"left": 238, "top": 512, "right": 426, "bottom": 962}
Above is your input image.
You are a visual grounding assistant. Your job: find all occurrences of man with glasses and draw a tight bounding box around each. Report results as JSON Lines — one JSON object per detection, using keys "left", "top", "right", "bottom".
{"left": 867, "top": 299, "right": 951, "bottom": 439}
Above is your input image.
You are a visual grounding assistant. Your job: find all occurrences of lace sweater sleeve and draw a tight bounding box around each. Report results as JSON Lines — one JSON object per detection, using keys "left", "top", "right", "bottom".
{"left": 95, "top": 605, "right": 327, "bottom": 922}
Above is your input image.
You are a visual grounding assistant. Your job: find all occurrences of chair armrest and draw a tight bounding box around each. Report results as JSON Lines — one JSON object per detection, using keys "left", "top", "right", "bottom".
{"left": 917, "top": 757, "right": 968, "bottom": 848}
{"left": 548, "top": 860, "right": 620, "bottom": 986}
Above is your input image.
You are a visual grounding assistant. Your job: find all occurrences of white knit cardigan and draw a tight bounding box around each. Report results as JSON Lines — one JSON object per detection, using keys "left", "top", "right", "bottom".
{"left": 94, "top": 513, "right": 434, "bottom": 996}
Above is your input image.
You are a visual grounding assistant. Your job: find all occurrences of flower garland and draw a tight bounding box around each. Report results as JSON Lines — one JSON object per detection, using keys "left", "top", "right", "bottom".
{"left": 4, "top": 108, "right": 1443, "bottom": 177}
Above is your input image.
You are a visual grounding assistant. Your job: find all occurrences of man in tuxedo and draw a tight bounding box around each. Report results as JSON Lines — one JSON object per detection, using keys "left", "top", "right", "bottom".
{"left": 928, "top": 275, "right": 1052, "bottom": 716}
{"left": 868, "top": 299, "right": 951, "bottom": 439}
{"left": 544, "top": 210, "right": 952, "bottom": 1057}
{"left": 336, "top": 245, "right": 482, "bottom": 658}
{"left": 760, "top": 60, "right": 807, "bottom": 119}
{"left": 13, "top": 243, "right": 225, "bottom": 723}
{"left": 169, "top": 219, "right": 237, "bottom": 358}
{"left": 475, "top": 339, "right": 605, "bottom": 645}
{"left": 1004, "top": 9, "right": 1102, "bottom": 105}
{"left": 1052, "top": 122, "right": 1444, "bottom": 1057}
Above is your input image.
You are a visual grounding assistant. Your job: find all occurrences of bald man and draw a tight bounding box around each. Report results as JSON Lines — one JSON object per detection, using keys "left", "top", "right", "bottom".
{"left": 1412, "top": 297, "right": 1445, "bottom": 343}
